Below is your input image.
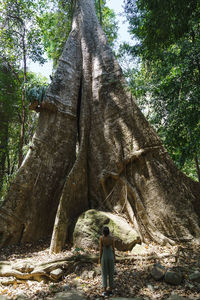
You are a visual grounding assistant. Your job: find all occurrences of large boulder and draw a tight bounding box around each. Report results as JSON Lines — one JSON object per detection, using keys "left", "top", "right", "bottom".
{"left": 189, "top": 271, "right": 200, "bottom": 283}
{"left": 73, "top": 209, "right": 141, "bottom": 251}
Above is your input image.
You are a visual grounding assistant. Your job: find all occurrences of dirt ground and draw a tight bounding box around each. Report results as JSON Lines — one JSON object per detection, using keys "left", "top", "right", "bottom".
{"left": 0, "top": 239, "right": 200, "bottom": 299}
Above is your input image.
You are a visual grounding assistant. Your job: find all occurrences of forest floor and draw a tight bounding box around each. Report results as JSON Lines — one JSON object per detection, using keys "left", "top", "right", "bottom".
{"left": 0, "top": 239, "right": 200, "bottom": 299}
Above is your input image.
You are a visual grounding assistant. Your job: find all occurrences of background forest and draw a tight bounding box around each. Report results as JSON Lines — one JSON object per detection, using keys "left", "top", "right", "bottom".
{"left": 0, "top": 0, "right": 199, "bottom": 203}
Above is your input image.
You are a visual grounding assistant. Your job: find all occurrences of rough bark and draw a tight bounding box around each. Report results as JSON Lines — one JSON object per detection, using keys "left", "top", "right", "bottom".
{"left": 50, "top": 0, "right": 200, "bottom": 251}
{"left": 0, "top": 0, "right": 200, "bottom": 250}
{"left": 0, "top": 25, "right": 82, "bottom": 246}
{"left": 50, "top": 0, "right": 200, "bottom": 252}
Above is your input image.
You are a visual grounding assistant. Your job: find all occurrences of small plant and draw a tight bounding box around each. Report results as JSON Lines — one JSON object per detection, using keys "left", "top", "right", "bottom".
{"left": 27, "top": 85, "right": 48, "bottom": 105}
{"left": 73, "top": 247, "right": 85, "bottom": 254}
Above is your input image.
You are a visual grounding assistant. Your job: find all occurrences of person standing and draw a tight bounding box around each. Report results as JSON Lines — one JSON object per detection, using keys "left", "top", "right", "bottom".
{"left": 99, "top": 226, "right": 115, "bottom": 297}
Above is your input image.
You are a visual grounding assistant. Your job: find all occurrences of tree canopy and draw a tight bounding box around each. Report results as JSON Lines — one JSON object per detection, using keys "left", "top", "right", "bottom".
{"left": 122, "top": 0, "right": 200, "bottom": 181}
{"left": 124, "top": 0, "right": 199, "bottom": 54}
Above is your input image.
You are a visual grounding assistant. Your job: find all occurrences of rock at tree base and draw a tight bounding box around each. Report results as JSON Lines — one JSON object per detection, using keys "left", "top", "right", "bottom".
{"left": 46, "top": 290, "right": 86, "bottom": 300}
{"left": 0, "top": 276, "right": 16, "bottom": 286}
{"left": 50, "top": 268, "right": 64, "bottom": 281}
{"left": 131, "top": 243, "right": 147, "bottom": 255}
{"left": 164, "top": 269, "right": 183, "bottom": 285}
{"left": 15, "top": 293, "right": 27, "bottom": 300}
{"left": 150, "top": 263, "right": 166, "bottom": 280}
{"left": 73, "top": 209, "right": 140, "bottom": 251}
{"left": 189, "top": 271, "right": 200, "bottom": 283}
{"left": 96, "top": 298, "right": 143, "bottom": 300}
{"left": 109, "top": 298, "right": 143, "bottom": 300}
{"left": 167, "top": 294, "right": 191, "bottom": 300}
{"left": 14, "top": 261, "right": 34, "bottom": 273}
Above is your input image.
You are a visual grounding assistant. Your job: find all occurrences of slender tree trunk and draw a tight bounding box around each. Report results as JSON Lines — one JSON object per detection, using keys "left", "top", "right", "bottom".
{"left": 98, "top": 0, "right": 103, "bottom": 25}
{"left": 0, "top": 114, "right": 8, "bottom": 195}
{"left": 0, "top": 0, "right": 200, "bottom": 251}
{"left": 18, "top": 27, "right": 27, "bottom": 168}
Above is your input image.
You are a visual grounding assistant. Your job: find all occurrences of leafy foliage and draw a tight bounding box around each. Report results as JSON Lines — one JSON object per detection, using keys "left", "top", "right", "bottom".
{"left": 94, "top": 0, "right": 118, "bottom": 47}
{"left": 0, "top": 63, "right": 20, "bottom": 199}
{"left": 123, "top": 0, "right": 200, "bottom": 180}
{"left": 0, "top": 67, "right": 48, "bottom": 201}
{"left": 124, "top": 0, "right": 199, "bottom": 55}
{"left": 37, "top": 0, "right": 74, "bottom": 67}
{"left": 27, "top": 84, "right": 48, "bottom": 105}
{"left": 0, "top": 0, "right": 49, "bottom": 168}
{"left": 0, "top": 0, "right": 46, "bottom": 66}
{"left": 101, "top": 6, "right": 118, "bottom": 48}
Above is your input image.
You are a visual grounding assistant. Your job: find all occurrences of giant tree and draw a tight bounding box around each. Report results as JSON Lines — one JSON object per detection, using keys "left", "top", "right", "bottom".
{"left": 0, "top": 0, "right": 199, "bottom": 252}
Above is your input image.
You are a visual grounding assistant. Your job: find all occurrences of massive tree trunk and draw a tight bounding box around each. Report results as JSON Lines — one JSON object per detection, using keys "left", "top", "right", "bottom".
{"left": 0, "top": 0, "right": 200, "bottom": 251}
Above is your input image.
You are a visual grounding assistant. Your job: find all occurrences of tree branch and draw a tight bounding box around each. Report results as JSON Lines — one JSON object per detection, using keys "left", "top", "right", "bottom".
{"left": 6, "top": 14, "right": 24, "bottom": 25}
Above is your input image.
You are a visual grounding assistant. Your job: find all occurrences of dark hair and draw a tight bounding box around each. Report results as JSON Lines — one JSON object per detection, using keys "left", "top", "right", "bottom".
{"left": 103, "top": 226, "right": 110, "bottom": 237}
